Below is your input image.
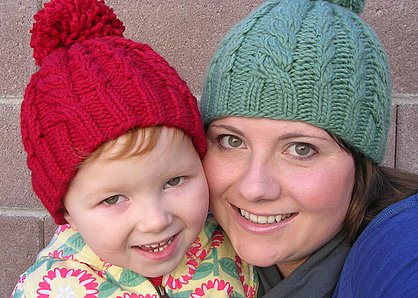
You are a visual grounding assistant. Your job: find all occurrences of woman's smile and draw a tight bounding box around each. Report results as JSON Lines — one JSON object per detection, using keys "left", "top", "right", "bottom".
{"left": 239, "top": 208, "right": 295, "bottom": 224}
{"left": 204, "top": 117, "right": 355, "bottom": 273}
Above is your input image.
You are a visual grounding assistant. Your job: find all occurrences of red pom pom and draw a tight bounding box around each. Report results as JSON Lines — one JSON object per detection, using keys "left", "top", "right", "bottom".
{"left": 30, "top": 0, "right": 125, "bottom": 65}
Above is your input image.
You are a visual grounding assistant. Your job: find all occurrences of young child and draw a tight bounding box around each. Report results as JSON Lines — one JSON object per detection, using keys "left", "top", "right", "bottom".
{"left": 11, "top": 0, "right": 256, "bottom": 297}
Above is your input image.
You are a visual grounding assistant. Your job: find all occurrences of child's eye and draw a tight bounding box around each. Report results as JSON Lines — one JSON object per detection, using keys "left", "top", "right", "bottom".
{"left": 219, "top": 135, "right": 246, "bottom": 149}
{"left": 103, "top": 195, "right": 125, "bottom": 205}
{"left": 286, "top": 143, "right": 316, "bottom": 159}
{"left": 164, "top": 176, "right": 184, "bottom": 189}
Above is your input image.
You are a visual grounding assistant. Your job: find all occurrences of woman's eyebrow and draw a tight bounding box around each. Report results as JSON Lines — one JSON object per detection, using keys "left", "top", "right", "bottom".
{"left": 273, "top": 132, "right": 332, "bottom": 142}
{"left": 209, "top": 123, "right": 244, "bottom": 135}
{"left": 209, "top": 124, "right": 331, "bottom": 142}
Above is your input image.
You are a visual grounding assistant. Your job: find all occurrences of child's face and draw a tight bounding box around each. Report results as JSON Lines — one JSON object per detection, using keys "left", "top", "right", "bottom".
{"left": 63, "top": 128, "right": 209, "bottom": 277}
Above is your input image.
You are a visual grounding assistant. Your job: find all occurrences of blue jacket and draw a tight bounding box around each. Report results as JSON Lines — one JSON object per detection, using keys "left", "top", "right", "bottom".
{"left": 333, "top": 193, "right": 418, "bottom": 297}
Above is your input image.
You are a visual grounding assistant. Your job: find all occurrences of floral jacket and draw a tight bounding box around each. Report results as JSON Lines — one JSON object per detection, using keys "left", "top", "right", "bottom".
{"left": 11, "top": 215, "right": 257, "bottom": 297}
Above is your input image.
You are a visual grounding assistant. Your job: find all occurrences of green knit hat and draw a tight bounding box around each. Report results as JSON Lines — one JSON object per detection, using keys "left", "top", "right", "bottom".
{"left": 201, "top": 0, "right": 392, "bottom": 163}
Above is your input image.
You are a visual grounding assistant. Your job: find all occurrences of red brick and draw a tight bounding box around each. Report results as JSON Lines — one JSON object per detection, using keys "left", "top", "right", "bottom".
{"left": 0, "top": 211, "right": 47, "bottom": 297}
{"left": 396, "top": 103, "right": 418, "bottom": 174}
{"left": 0, "top": 102, "right": 43, "bottom": 210}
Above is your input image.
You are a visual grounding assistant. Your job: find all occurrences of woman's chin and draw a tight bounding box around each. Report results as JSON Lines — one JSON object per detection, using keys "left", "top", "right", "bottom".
{"left": 233, "top": 241, "right": 279, "bottom": 267}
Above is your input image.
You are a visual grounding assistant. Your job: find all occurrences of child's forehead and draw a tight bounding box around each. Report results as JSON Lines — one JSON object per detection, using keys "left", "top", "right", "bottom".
{"left": 88, "top": 126, "right": 194, "bottom": 162}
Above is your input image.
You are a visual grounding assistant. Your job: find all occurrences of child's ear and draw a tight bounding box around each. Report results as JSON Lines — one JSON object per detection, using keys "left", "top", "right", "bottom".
{"left": 63, "top": 211, "right": 79, "bottom": 231}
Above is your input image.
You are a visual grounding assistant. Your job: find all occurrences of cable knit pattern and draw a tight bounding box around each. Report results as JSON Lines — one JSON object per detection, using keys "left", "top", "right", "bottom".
{"left": 201, "top": 0, "right": 391, "bottom": 163}
{"left": 22, "top": 0, "right": 206, "bottom": 224}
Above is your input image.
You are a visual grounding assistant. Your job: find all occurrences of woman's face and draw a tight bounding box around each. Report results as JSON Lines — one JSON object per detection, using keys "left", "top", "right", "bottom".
{"left": 203, "top": 117, "right": 355, "bottom": 277}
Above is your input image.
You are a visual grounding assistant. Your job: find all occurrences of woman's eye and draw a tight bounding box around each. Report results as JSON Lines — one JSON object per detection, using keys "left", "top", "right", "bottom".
{"left": 219, "top": 135, "right": 245, "bottom": 149}
{"left": 103, "top": 195, "right": 125, "bottom": 205}
{"left": 164, "top": 176, "right": 184, "bottom": 189}
{"left": 287, "top": 143, "right": 316, "bottom": 158}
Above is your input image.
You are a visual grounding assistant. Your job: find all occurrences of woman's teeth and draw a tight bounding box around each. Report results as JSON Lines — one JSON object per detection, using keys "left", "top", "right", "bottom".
{"left": 240, "top": 209, "right": 292, "bottom": 224}
{"left": 140, "top": 236, "right": 174, "bottom": 252}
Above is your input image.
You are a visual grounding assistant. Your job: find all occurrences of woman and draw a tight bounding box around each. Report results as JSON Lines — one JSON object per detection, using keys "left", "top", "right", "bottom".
{"left": 200, "top": 0, "right": 418, "bottom": 297}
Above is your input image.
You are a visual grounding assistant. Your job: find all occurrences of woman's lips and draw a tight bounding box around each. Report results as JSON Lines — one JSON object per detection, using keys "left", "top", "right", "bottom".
{"left": 240, "top": 208, "right": 294, "bottom": 224}
{"left": 230, "top": 204, "right": 297, "bottom": 234}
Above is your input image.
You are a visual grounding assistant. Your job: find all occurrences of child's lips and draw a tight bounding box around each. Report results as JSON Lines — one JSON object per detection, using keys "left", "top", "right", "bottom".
{"left": 133, "top": 233, "right": 181, "bottom": 261}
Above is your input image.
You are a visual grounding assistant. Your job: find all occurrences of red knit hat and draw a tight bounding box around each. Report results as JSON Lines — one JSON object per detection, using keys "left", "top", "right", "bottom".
{"left": 21, "top": 0, "right": 206, "bottom": 224}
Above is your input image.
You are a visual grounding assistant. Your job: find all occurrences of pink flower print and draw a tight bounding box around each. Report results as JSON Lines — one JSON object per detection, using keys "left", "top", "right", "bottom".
{"left": 116, "top": 294, "right": 158, "bottom": 298}
{"left": 246, "top": 286, "right": 257, "bottom": 298}
{"left": 235, "top": 256, "right": 256, "bottom": 298}
{"left": 166, "top": 258, "right": 199, "bottom": 289}
{"left": 36, "top": 268, "right": 98, "bottom": 297}
{"left": 186, "top": 237, "right": 208, "bottom": 261}
{"left": 211, "top": 230, "right": 225, "bottom": 248}
{"left": 48, "top": 250, "right": 75, "bottom": 261}
{"left": 56, "top": 224, "right": 71, "bottom": 234}
{"left": 187, "top": 237, "right": 204, "bottom": 258}
{"left": 18, "top": 275, "right": 26, "bottom": 283}
{"left": 96, "top": 259, "right": 112, "bottom": 277}
{"left": 190, "top": 279, "right": 233, "bottom": 297}
{"left": 11, "top": 274, "right": 26, "bottom": 295}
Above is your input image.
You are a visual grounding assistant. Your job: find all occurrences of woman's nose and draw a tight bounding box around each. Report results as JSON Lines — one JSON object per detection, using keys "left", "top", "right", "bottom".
{"left": 237, "top": 157, "right": 281, "bottom": 202}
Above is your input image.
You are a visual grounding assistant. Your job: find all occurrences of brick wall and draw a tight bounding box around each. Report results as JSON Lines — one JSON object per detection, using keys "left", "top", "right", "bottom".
{"left": 1, "top": 0, "right": 417, "bottom": 296}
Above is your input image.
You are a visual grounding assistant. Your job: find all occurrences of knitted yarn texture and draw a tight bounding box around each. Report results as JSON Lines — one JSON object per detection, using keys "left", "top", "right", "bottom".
{"left": 201, "top": 0, "right": 392, "bottom": 163}
{"left": 21, "top": 0, "right": 206, "bottom": 224}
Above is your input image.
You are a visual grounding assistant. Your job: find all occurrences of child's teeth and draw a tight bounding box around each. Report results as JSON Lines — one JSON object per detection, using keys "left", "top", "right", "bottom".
{"left": 141, "top": 236, "right": 174, "bottom": 252}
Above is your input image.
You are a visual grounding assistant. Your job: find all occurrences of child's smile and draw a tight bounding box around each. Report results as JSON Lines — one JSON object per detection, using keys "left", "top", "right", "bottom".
{"left": 135, "top": 233, "right": 180, "bottom": 261}
{"left": 140, "top": 235, "right": 176, "bottom": 253}
{"left": 63, "top": 128, "right": 209, "bottom": 277}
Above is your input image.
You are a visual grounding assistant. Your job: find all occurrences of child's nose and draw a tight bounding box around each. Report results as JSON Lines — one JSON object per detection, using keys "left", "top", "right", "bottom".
{"left": 134, "top": 201, "right": 173, "bottom": 233}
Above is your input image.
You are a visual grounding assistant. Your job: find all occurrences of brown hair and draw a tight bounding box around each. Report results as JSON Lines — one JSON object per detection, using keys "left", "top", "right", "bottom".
{"left": 344, "top": 151, "right": 418, "bottom": 243}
